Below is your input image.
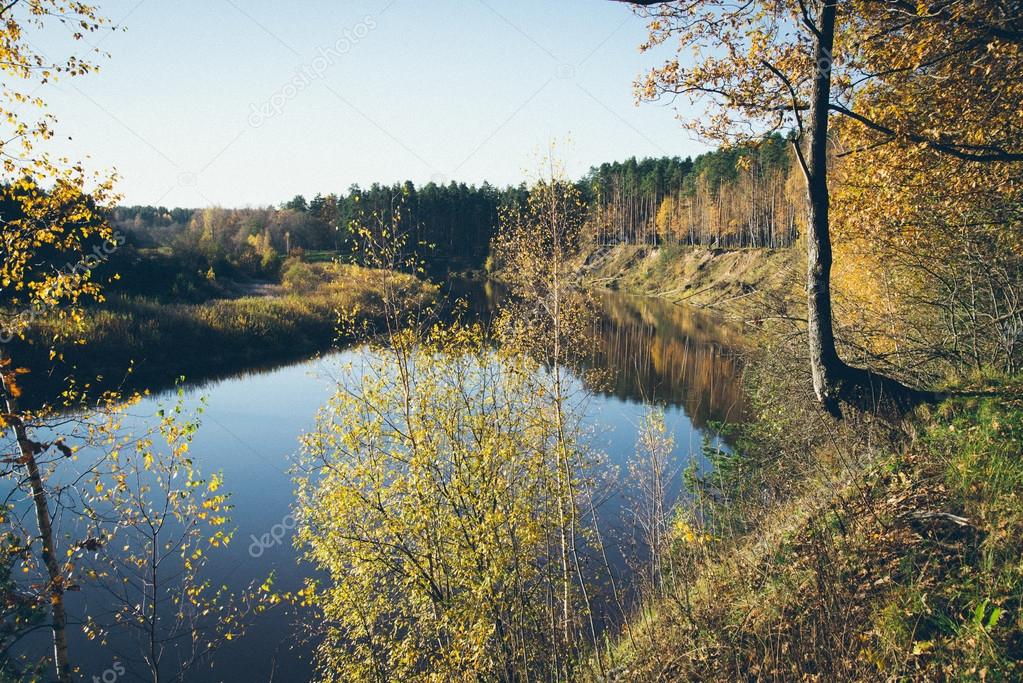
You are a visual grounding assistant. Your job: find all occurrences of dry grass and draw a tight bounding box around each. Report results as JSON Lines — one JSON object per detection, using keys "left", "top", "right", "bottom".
{"left": 575, "top": 244, "right": 801, "bottom": 314}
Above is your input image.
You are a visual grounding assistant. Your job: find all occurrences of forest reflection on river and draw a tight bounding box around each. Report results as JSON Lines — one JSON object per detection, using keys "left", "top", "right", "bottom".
{"left": 457, "top": 280, "right": 748, "bottom": 430}
{"left": 583, "top": 290, "right": 747, "bottom": 428}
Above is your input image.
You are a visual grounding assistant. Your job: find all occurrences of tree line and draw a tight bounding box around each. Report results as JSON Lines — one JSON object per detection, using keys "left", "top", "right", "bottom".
{"left": 585, "top": 133, "right": 801, "bottom": 248}
{"left": 2, "top": 0, "right": 1022, "bottom": 681}
{"left": 108, "top": 137, "right": 802, "bottom": 295}
{"left": 109, "top": 181, "right": 516, "bottom": 282}
{"left": 629, "top": 0, "right": 1023, "bottom": 408}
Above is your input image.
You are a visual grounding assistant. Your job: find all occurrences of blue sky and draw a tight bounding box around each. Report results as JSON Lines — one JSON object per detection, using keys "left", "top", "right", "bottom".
{"left": 35, "top": 0, "right": 707, "bottom": 207}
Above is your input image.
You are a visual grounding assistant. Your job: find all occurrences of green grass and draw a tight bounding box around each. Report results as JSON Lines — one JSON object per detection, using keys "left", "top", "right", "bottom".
{"left": 301, "top": 249, "right": 344, "bottom": 263}
{"left": 875, "top": 396, "right": 1023, "bottom": 679}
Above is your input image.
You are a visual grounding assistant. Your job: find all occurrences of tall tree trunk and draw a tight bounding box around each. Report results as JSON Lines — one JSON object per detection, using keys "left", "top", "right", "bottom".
{"left": 0, "top": 352, "right": 73, "bottom": 683}
{"left": 805, "top": 0, "right": 843, "bottom": 408}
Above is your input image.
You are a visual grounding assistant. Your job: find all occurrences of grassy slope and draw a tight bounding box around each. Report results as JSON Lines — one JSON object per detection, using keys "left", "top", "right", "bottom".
{"left": 582, "top": 244, "right": 1022, "bottom": 680}
{"left": 600, "top": 395, "right": 1023, "bottom": 681}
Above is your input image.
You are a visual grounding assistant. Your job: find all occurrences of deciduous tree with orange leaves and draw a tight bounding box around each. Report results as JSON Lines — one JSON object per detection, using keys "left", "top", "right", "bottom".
{"left": 623, "top": 0, "right": 1023, "bottom": 407}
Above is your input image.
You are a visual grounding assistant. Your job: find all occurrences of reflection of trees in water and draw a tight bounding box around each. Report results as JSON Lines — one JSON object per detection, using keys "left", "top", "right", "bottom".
{"left": 441, "top": 280, "right": 747, "bottom": 429}
{"left": 581, "top": 293, "right": 747, "bottom": 429}
{"left": 439, "top": 278, "right": 507, "bottom": 323}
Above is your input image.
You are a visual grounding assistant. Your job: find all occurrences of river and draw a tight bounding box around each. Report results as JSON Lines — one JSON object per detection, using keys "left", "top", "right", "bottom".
{"left": 12, "top": 289, "right": 748, "bottom": 682}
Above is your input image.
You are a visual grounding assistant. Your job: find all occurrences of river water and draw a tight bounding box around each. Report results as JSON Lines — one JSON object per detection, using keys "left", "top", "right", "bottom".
{"left": 11, "top": 289, "right": 748, "bottom": 682}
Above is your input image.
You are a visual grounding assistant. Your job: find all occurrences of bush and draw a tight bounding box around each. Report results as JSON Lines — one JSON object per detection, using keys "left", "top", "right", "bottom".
{"left": 280, "top": 259, "right": 319, "bottom": 293}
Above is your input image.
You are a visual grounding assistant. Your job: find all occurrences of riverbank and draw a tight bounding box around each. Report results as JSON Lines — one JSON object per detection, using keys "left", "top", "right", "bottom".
{"left": 578, "top": 244, "right": 1023, "bottom": 680}
{"left": 8, "top": 264, "right": 436, "bottom": 404}
{"left": 597, "top": 387, "right": 1023, "bottom": 681}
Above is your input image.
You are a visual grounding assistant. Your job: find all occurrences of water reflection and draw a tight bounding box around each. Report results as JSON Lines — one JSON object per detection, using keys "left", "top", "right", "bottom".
{"left": 446, "top": 279, "right": 748, "bottom": 428}
{"left": 584, "top": 292, "right": 747, "bottom": 428}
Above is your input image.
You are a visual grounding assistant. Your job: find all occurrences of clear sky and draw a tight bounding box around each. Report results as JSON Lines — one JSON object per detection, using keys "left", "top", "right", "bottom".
{"left": 34, "top": 0, "right": 707, "bottom": 208}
